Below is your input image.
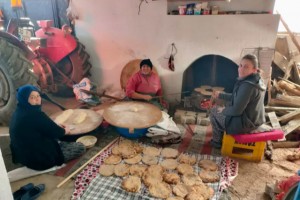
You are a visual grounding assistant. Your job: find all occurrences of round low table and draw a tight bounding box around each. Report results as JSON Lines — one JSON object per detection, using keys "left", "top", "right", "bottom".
{"left": 103, "top": 101, "right": 162, "bottom": 138}
{"left": 50, "top": 109, "right": 103, "bottom": 135}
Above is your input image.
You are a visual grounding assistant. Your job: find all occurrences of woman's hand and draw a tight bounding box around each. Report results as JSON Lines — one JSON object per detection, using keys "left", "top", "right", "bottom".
{"left": 64, "top": 125, "right": 71, "bottom": 135}
{"left": 143, "top": 94, "right": 152, "bottom": 101}
{"left": 217, "top": 106, "right": 225, "bottom": 113}
{"left": 212, "top": 91, "right": 220, "bottom": 99}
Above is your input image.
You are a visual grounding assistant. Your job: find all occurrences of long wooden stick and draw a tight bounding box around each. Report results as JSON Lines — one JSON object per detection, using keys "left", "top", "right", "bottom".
{"left": 278, "top": 11, "right": 300, "bottom": 53}
{"left": 56, "top": 137, "right": 119, "bottom": 188}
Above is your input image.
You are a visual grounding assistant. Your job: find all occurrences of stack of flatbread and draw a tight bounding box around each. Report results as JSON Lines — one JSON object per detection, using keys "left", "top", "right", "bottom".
{"left": 98, "top": 138, "right": 219, "bottom": 199}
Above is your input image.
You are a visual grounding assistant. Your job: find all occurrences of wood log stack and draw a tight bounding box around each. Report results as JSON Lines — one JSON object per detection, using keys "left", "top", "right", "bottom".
{"left": 267, "top": 23, "right": 300, "bottom": 144}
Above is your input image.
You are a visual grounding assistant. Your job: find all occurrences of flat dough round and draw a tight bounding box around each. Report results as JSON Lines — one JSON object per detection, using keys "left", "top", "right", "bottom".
{"left": 178, "top": 154, "right": 197, "bottom": 165}
{"left": 104, "top": 155, "right": 122, "bottom": 165}
{"left": 163, "top": 172, "right": 180, "bottom": 184}
{"left": 121, "top": 176, "right": 141, "bottom": 193}
{"left": 185, "top": 191, "right": 205, "bottom": 200}
{"left": 129, "top": 164, "right": 147, "bottom": 177}
{"left": 199, "top": 170, "right": 220, "bottom": 183}
{"left": 143, "top": 146, "right": 161, "bottom": 156}
{"left": 99, "top": 164, "right": 115, "bottom": 176}
{"left": 173, "top": 184, "right": 189, "bottom": 198}
{"left": 114, "top": 163, "right": 130, "bottom": 177}
{"left": 182, "top": 173, "right": 203, "bottom": 186}
{"left": 142, "top": 155, "right": 158, "bottom": 165}
{"left": 161, "top": 148, "right": 179, "bottom": 158}
{"left": 149, "top": 182, "right": 172, "bottom": 199}
{"left": 198, "top": 160, "right": 218, "bottom": 171}
{"left": 55, "top": 109, "right": 74, "bottom": 124}
{"left": 161, "top": 159, "right": 178, "bottom": 170}
{"left": 124, "top": 154, "right": 142, "bottom": 164}
{"left": 72, "top": 111, "right": 87, "bottom": 124}
{"left": 176, "top": 164, "right": 194, "bottom": 175}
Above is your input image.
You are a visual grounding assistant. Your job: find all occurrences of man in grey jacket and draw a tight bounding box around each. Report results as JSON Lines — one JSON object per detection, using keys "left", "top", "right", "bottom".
{"left": 209, "top": 54, "right": 266, "bottom": 149}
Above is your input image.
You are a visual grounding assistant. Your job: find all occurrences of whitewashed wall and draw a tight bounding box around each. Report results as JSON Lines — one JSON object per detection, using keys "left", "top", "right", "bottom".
{"left": 73, "top": 0, "right": 279, "bottom": 102}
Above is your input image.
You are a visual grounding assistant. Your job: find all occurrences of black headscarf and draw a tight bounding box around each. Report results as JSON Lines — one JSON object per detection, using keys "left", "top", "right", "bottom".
{"left": 140, "top": 59, "right": 153, "bottom": 69}
{"left": 16, "top": 84, "right": 41, "bottom": 111}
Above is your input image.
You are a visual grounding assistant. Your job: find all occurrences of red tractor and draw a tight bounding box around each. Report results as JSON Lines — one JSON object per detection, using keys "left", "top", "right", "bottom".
{"left": 0, "top": 18, "right": 92, "bottom": 125}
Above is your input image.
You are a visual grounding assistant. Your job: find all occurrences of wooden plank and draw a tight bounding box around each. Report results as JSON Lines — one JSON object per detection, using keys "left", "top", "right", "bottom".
{"left": 278, "top": 77, "right": 300, "bottom": 90}
{"left": 277, "top": 109, "right": 300, "bottom": 124}
{"left": 265, "top": 106, "right": 298, "bottom": 112}
{"left": 273, "top": 141, "right": 300, "bottom": 149}
{"left": 276, "top": 94, "right": 300, "bottom": 107}
{"left": 269, "top": 98, "right": 300, "bottom": 108}
{"left": 282, "top": 117, "right": 300, "bottom": 136}
{"left": 267, "top": 112, "right": 282, "bottom": 130}
{"left": 291, "top": 63, "right": 300, "bottom": 85}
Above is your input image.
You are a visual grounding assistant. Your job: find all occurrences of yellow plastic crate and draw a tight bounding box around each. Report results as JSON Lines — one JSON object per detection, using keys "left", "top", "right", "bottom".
{"left": 221, "top": 132, "right": 266, "bottom": 162}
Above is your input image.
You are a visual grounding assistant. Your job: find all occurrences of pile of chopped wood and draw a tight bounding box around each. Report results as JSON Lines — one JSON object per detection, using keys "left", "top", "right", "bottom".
{"left": 266, "top": 16, "right": 300, "bottom": 143}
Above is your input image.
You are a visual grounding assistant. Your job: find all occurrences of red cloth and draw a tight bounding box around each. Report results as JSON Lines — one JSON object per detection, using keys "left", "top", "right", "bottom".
{"left": 126, "top": 71, "right": 162, "bottom": 98}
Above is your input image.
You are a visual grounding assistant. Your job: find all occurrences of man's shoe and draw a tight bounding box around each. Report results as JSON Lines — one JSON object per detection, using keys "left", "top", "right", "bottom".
{"left": 13, "top": 183, "right": 34, "bottom": 200}
{"left": 21, "top": 184, "right": 45, "bottom": 200}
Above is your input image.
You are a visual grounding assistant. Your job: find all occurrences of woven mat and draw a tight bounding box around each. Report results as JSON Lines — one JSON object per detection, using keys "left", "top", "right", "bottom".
{"left": 71, "top": 138, "right": 238, "bottom": 200}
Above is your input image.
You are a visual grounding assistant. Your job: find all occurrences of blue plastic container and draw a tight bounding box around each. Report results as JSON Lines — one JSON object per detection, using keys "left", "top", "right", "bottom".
{"left": 115, "top": 126, "right": 148, "bottom": 139}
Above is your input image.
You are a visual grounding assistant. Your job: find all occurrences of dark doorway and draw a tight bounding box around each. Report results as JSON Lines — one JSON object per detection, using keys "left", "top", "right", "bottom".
{"left": 182, "top": 54, "right": 239, "bottom": 97}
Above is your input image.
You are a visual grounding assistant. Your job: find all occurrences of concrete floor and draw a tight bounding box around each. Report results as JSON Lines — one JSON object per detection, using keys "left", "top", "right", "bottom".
{"left": 0, "top": 95, "right": 105, "bottom": 200}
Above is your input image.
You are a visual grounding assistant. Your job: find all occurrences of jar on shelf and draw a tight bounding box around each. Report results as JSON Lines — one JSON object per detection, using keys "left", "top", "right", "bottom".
{"left": 178, "top": 5, "right": 187, "bottom": 15}
{"left": 211, "top": 6, "right": 219, "bottom": 15}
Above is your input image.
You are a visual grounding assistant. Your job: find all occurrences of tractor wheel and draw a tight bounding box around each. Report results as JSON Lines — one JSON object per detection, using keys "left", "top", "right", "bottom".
{"left": 0, "top": 38, "right": 38, "bottom": 126}
{"left": 52, "top": 41, "right": 92, "bottom": 97}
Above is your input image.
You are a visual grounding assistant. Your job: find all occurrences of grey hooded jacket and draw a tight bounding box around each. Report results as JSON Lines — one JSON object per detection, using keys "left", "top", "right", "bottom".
{"left": 219, "top": 73, "right": 266, "bottom": 134}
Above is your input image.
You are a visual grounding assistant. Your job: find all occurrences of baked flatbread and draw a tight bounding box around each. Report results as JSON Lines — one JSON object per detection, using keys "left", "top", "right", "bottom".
{"left": 173, "top": 184, "right": 189, "bottom": 198}
{"left": 121, "top": 176, "right": 141, "bottom": 193}
{"left": 146, "top": 164, "right": 164, "bottom": 177}
{"left": 161, "top": 148, "right": 179, "bottom": 158}
{"left": 166, "top": 197, "right": 184, "bottom": 200}
{"left": 198, "top": 160, "right": 218, "bottom": 171}
{"left": 142, "top": 155, "right": 158, "bottom": 165}
{"left": 178, "top": 153, "right": 197, "bottom": 165}
{"left": 190, "top": 184, "right": 214, "bottom": 200}
{"left": 114, "top": 163, "right": 130, "bottom": 177}
{"left": 111, "top": 145, "right": 120, "bottom": 155}
{"left": 118, "top": 140, "right": 138, "bottom": 159}
{"left": 149, "top": 182, "right": 172, "bottom": 199}
{"left": 99, "top": 164, "right": 115, "bottom": 176}
{"left": 182, "top": 173, "right": 202, "bottom": 186}
{"left": 185, "top": 191, "right": 205, "bottom": 200}
{"left": 143, "top": 174, "right": 163, "bottom": 187}
{"left": 161, "top": 159, "right": 178, "bottom": 170}
{"left": 129, "top": 164, "right": 147, "bottom": 177}
{"left": 176, "top": 164, "right": 194, "bottom": 175}
{"left": 124, "top": 154, "right": 142, "bottom": 164}
{"left": 104, "top": 155, "right": 122, "bottom": 165}
{"left": 143, "top": 165, "right": 164, "bottom": 186}
{"left": 163, "top": 172, "right": 180, "bottom": 184}
{"left": 199, "top": 170, "right": 220, "bottom": 183}
{"left": 143, "top": 146, "right": 161, "bottom": 156}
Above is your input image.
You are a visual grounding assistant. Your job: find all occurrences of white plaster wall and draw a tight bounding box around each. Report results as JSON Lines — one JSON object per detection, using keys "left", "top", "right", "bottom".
{"left": 73, "top": 0, "right": 279, "bottom": 102}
